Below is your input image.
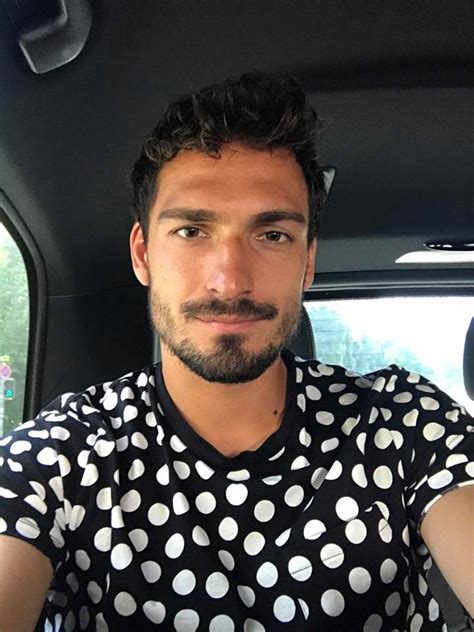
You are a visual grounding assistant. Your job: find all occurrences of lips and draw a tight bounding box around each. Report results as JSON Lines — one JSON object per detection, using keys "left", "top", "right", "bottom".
{"left": 197, "top": 315, "right": 261, "bottom": 324}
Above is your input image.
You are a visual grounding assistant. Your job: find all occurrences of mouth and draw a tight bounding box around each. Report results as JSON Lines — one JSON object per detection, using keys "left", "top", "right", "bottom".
{"left": 196, "top": 316, "right": 263, "bottom": 333}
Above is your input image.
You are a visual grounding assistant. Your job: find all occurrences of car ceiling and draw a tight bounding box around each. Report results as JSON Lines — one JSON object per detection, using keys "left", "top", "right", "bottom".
{"left": 0, "top": 0, "right": 473, "bottom": 299}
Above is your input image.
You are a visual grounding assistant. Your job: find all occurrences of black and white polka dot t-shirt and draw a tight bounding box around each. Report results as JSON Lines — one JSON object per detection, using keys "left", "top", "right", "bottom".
{"left": 1, "top": 350, "right": 473, "bottom": 632}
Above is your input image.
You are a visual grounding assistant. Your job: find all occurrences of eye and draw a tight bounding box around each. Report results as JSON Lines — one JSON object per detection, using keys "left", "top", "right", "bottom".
{"left": 259, "top": 231, "right": 292, "bottom": 244}
{"left": 175, "top": 226, "right": 206, "bottom": 239}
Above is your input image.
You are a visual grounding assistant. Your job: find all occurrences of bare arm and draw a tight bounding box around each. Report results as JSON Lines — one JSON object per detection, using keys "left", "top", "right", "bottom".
{"left": 420, "top": 485, "right": 474, "bottom": 618}
{"left": 0, "top": 535, "right": 53, "bottom": 632}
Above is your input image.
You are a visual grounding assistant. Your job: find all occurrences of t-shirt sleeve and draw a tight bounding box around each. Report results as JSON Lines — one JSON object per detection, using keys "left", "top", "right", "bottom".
{"left": 0, "top": 395, "right": 83, "bottom": 570}
{"left": 385, "top": 368, "right": 474, "bottom": 538}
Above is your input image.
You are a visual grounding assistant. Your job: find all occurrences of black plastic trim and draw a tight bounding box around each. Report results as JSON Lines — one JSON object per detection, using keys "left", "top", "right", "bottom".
{"left": 0, "top": 191, "right": 48, "bottom": 421}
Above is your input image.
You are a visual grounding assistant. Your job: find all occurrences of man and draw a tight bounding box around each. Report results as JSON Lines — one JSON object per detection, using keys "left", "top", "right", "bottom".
{"left": 0, "top": 73, "right": 472, "bottom": 631}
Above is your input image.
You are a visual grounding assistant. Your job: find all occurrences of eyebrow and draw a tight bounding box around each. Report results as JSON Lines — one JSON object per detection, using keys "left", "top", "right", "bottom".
{"left": 156, "top": 207, "right": 307, "bottom": 226}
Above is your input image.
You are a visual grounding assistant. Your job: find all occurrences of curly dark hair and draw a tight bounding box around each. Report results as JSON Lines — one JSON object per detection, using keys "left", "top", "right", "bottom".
{"left": 130, "top": 72, "right": 329, "bottom": 244}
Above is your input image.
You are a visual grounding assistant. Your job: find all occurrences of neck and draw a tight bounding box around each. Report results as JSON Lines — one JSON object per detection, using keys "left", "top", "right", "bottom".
{"left": 161, "top": 348, "right": 288, "bottom": 457}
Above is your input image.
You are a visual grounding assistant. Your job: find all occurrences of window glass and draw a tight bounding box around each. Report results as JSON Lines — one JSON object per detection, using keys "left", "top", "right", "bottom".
{"left": 305, "top": 297, "right": 474, "bottom": 415}
{"left": 0, "top": 222, "right": 29, "bottom": 435}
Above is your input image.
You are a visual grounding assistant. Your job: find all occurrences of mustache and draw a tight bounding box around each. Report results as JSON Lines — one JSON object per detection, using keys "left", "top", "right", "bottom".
{"left": 181, "top": 297, "right": 278, "bottom": 320}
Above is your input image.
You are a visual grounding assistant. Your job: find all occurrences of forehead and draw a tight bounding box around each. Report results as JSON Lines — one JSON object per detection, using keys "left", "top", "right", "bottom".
{"left": 151, "top": 143, "right": 309, "bottom": 216}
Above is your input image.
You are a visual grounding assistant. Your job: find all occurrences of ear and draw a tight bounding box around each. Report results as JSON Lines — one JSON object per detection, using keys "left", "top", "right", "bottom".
{"left": 303, "top": 238, "right": 317, "bottom": 291}
{"left": 130, "top": 222, "right": 150, "bottom": 286}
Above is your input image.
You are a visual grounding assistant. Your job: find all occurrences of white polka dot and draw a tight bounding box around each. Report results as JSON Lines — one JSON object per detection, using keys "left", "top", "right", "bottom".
{"left": 299, "top": 427, "right": 312, "bottom": 447}
{"left": 428, "top": 469, "right": 454, "bottom": 489}
{"left": 306, "top": 384, "right": 321, "bottom": 400}
{"left": 96, "top": 487, "right": 112, "bottom": 510}
{"left": 335, "top": 496, "right": 359, "bottom": 521}
{"left": 81, "top": 463, "right": 99, "bottom": 487}
{"left": 173, "top": 492, "right": 190, "bottom": 515}
{"left": 206, "top": 572, "right": 229, "bottom": 598}
{"left": 297, "top": 393, "right": 306, "bottom": 412}
{"left": 111, "top": 543, "right": 133, "bottom": 570}
{"left": 339, "top": 392, "right": 358, "bottom": 406}
{"left": 173, "top": 569, "right": 196, "bottom": 595}
{"left": 356, "top": 432, "right": 367, "bottom": 455}
{"left": 298, "top": 597, "right": 310, "bottom": 619}
{"left": 351, "top": 464, "right": 368, "bottom": 488}
{"left": 275, "top": 528, "right": 292, "bottom": 546}
{"left": 423, "top": 422, "right": 445, "bottom": 441}
{"left": 243, "top": 532, "right": 265, "bottom": 555}
{"left": 410, "top": 613, "right": 424, "bottom": 631}
{"left": 374, "top": 428, "right": 393, "bottom": 449}
{"left": 165, "top": 533, "right": 185, "bottom": 559}
{"left": 75, "top": 550, "right": 91, "bottom": 571}
{"left": 341, "top": 416, "right": 360, "bottom": 435}
{"left": 219, "top": 517, "right": 238, "bottom": 541}
{"left": 428, "top": 597, "right": 440, "bottom": 621}
{"left": 226, "top": 483, "right": 248, "bottom": 506}
{"left": 123, "top": 405, "right": 138, "bottom": 422}
{"left": 103, "top": 392, "right": 118, "bottom": 410}
{"left": 385, "top": 591, "right": 401, "bottom": 616}
{"left": 380, "top": 558, "right": 398, "bottom": 584}
{"left": 326, "top": 460, "right": 343, "bottom": 480}
{"left": 173, "top": 610, "right": 199, "bottom": 631}
{"left": 316, "top": 411, "right": 334, "bottom": 425}
{"left": 170, "top": 434, "right": 187, "bottom": 452}
{"left": 345, "top": 518, "right": 367, "bottom": 544}
{"left": 254, "top": 500, "right": 275, "bottom": 522}
{"left": 10, "top": 440, "right": 32, "bottom": 455}
{"left": 94, "top": 527, "right": 111, "bottom": 551}
{"left": 37, "top": 447, "right": 58, "bottom": 466}
{"left": 196, "top": 491, "right": 216, "bottom": 514}
{"left": 288, "top": 555, "right": 312, "bottom": 581}
{"left": 321, "top": 437, "right": 340, "bottom": 453}
{"left": 195, "top": 460, "right": 214, "bottom": 480}
{"left": 111, "top": 505, "right": 124, "bottom": 528}
{"left": 15, "top": 518, "right": 40, "bottom": 539}
{"left": 209, "top": 615, "right": 234, "bottom": 631}
{"left": 311, "top": 467, "right": 327, "bottom": 489}
{"left": 403, "top": 409, "right": 419, "bottom": 427}
{"left": 349, "top": 567, "right": 371, "bottom": 593}
{"left": 303, "top": 519, "right": 326, "bottom": 540}
{"left": 156, "top": 464, "right": 170, "bottom": 485}
{"left": 321, "top": 589, "right": 345, "bottom": 617}
{"left": 24, "top": 494, "right": 48, "bottom": 515}
{"left": 128, "top": 459, "right": 145, "bottom": 480}
{"left": 273, "top": 595, "right": 296, "bottom": 622}
{"left": 129, "top": 528, "right": 148, "bottom": 552}
{"left": 290, "top": 455, "right": 310, "bottom": 470}
{"left": 173, "top": 461, "right": 191, "bottom": 479}
{"left": 218, "top": 549, "right": 235, "bottom": 571}
{"left": 284, "top": 485, "right": 304, "bottom": 507}
{"left": 364, "top": 613, "right": 383, "bottom": 631}
{"left": 329, "top": 383, "right": 346, "bottom": 393}
{"left": 393, "top": 391, "right": 413, "bottom": 403}
{"left": 238, "top": 585, "right": 255, "bottom": 607}
{"left": 420, "top": 397, "right": 439, "bottom": 411}
{"left": 256, "top": 561, "right": 278, "bottom": 587}
{"left": 227, "top": 469, "right": 250, "bottom": 481}
{"left": 321, "top": 543, "right": 344, "bottom": 568}
{"left": 114, "top": 591, "right": 136, "bottom": 616}
{"left": 94, "top": 439, "right": 115, "bottom": 458}
{"left": 141, "top": 561, "right": 161, "bottom": 583}
{"left": 120, "top": 490, "right": 141, "bottom": 512}
{"left": 373, "top": 466, "right": 393, "bottom": 489}
{"left": 143, "top": 601, "right": 166, "bottom": 624}
{"left": 192, "top": 525, "right": 210, "bottom": 546}
{"left": 148, "top": 502, "right": 169, "bottom": 526}
{"left": 87, "top": 581, "right": 103, "bottom": 604}
{"left": 262, "top": 474, "right": 282, "bottom": 485}
{"left": 69, "top": 505, "right": 86, "bottom": 531}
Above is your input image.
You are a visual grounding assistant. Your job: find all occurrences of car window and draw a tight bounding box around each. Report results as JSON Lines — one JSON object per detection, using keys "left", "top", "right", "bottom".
{"left": 0, "top": 222, "right": 29, "bottom": 435}
{"left": 305, "top": 296, "right": 474, "bottom": 415}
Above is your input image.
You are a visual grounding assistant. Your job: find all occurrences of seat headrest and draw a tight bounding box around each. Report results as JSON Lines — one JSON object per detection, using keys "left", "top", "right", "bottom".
{"left": 463, "top": 317, "right": 474, "bottom": 399}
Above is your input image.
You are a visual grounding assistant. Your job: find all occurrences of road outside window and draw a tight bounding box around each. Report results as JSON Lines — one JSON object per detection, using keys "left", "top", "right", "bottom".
{"left": 305, "top": 296, "right": 474, "bottom": 416}
{"left": 0, "top": 222, "right": 29, "bottom": 435}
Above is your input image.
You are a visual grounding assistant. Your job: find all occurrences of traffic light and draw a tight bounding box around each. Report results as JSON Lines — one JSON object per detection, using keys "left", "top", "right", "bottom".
{"left": 3, "top": 378, "right": 15, "bottom": 400}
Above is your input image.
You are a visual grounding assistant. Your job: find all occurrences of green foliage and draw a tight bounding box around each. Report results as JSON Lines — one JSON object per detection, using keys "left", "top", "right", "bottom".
{"left": 0, "top": 224, "right": 29, "bottom": 434}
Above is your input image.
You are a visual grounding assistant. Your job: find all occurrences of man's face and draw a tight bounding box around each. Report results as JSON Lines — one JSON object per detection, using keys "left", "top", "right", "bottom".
{"left": 130, "top": 143, "right": 316, "bottom": 383}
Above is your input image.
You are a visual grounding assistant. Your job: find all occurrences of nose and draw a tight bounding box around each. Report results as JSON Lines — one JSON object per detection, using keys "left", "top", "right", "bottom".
{"left": 204, "top": 237, "right": 254, "bottom": 299}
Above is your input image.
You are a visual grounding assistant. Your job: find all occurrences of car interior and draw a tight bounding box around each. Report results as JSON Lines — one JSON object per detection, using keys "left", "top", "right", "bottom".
{"left": 0, "top": 1, "right": 473, "bottom": 630}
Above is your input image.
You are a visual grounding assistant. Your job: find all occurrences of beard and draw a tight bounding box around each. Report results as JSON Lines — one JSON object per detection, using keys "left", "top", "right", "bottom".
{"left": 147, "top": 288, "right": 302, "bottom": 383}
